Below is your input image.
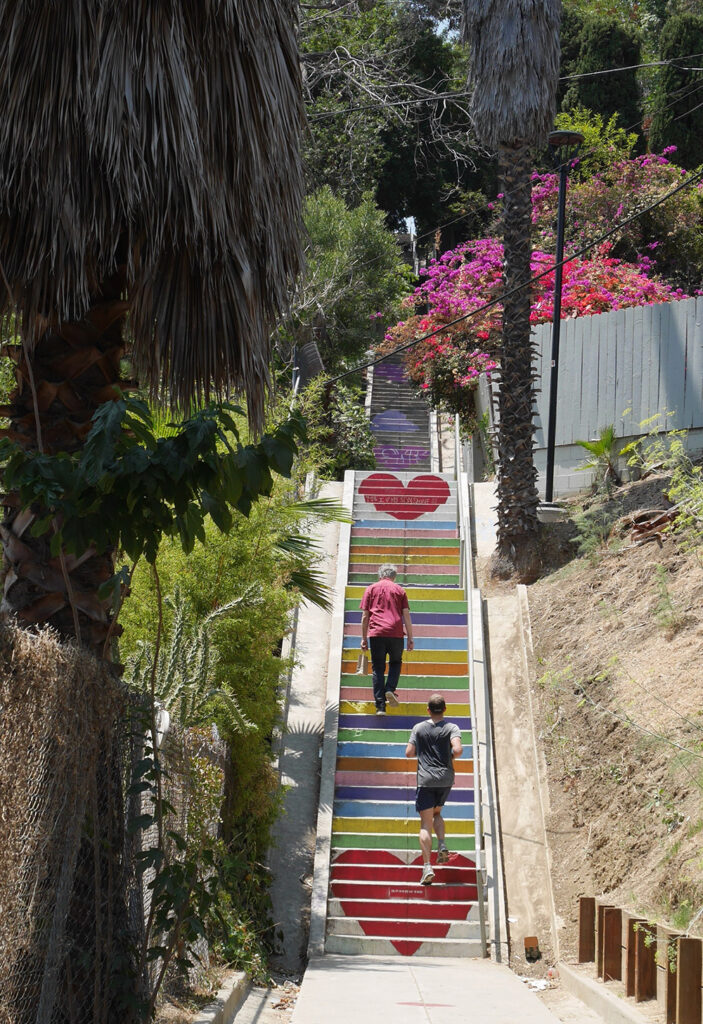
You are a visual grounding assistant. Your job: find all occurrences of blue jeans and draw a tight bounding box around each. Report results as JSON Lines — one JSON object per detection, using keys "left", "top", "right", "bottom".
{"left": 369, "top": 636, "right": 404, "bottom": 710}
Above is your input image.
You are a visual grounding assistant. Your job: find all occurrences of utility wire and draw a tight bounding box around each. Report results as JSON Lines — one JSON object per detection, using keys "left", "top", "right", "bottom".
{"left": 306, "top": 52, "right": 703, "bottom": 120}
{"left": 313, "top": 68, "right": 703, "bottom": 278}
{"left": 328, "top": 163, "right": 703, "bottom": 382}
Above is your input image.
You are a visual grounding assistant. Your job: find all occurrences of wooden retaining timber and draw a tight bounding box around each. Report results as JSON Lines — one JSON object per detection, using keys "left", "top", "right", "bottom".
{"left": 578, "top": 897, "right": 703, "bottom": 1023}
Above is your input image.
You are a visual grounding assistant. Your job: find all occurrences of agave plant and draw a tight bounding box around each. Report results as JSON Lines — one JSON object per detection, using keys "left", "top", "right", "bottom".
{"left": 127, "top": 587, "right": 259, "bottom": 733}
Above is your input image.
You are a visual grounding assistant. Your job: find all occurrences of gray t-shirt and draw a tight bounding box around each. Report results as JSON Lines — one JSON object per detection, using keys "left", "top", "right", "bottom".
{"left": 409, "top": 718, "right": 461, "bottom": 787}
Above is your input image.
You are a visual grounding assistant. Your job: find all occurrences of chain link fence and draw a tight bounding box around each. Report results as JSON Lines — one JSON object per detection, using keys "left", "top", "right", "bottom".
{"left": 0, "top": 621, "right": 225, "bottom": 1024}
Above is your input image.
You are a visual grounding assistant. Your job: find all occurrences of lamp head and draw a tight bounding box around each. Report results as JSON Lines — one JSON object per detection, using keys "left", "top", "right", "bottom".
{"left": 548, "top": 128, "right": 585, "bottom": 168}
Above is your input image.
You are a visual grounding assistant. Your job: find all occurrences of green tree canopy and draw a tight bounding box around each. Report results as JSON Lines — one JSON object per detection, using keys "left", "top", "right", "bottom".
{"left": 648, "top": 14, "right": 703, "bottom": 168}
{"left": 560, "top": 12, "right": 642, "bottom": 139}
{"left": 301, "top": 1, "right": 477, "bottom": 238}
{"left": 278, "top": 187, "right": 411, "bottom": 371}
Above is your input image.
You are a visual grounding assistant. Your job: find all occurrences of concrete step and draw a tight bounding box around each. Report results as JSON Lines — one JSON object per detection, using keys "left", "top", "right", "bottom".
{"left": 324, "top": 934, "right": 484, "bottom": 956}
{"left": 326, "top": 915, "right": 481, "bottom": 940}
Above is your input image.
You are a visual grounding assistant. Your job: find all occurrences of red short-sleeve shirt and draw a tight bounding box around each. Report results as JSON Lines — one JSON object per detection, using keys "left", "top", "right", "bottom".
{"left": 360, "top": 578, "right": 409, "bottom": 638}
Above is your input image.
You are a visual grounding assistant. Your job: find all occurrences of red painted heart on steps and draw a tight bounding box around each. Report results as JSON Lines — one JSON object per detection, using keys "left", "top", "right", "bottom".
{"left": 358, "top": 473, "right": 450, "bottom": 521}
{"left": 331, "top": 849, "right": 476, "bottom": 955}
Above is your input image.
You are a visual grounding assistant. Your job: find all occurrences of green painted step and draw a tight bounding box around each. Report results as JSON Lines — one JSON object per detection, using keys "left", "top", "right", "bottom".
{"left": 338, "top": 728, "right": 473, "bottom": 744}
{"left": 331, "top": 834, "right": 476, "bottom": 851}
{"left": 345, "top": 600, "right": 468, "bottom": 613}
{"left": 348, "top": 573, "right": 462, "bottom": 586}
{"left": 340, "top": 675, "right": 468, "bottom": 688}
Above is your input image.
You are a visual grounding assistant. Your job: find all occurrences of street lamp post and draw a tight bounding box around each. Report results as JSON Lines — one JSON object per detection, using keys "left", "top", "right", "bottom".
{"left": 543, "top": 128, "right": 584, "bottom": 505}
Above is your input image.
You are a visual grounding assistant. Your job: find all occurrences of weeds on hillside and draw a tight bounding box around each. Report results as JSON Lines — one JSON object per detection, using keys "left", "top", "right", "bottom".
{"left": 653, "top": 565, "right": 686, "bottom": 636}
{"left": 572, "top": 507, "right": 613, "bottom": 563}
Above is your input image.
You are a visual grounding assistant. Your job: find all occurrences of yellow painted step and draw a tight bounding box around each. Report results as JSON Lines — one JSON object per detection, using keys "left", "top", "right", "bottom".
{"left": 339, "top": 700, "right": 470, "bottom": 717}
{"left": 342, "top": 648, "right": 467, "bottom": 664}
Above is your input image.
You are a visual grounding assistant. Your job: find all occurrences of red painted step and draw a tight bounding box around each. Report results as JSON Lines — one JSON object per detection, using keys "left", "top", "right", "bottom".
{"left": 330, "top": 862, "right": 476, "bottom": 885}
{"left": 335, "top": 918, "right": 469, "bottom": 940}
{"left": 331, "top": 880, "right": 476, "bottom": 902}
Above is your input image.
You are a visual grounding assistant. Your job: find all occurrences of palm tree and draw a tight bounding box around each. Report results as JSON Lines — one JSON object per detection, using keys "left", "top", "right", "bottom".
{"left": 463, "top": 0, "right": 560, "bottom": 579}
{"left": 0, "top": 2, "right": 305, "bottom": 648}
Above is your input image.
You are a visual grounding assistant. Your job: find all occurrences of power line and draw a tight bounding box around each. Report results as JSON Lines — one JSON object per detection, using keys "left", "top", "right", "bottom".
{"left": 309, "top": 64, "right": 703, "bottom": 280}
{"left": 306, "top": 52, "right": 703, "bottom": 120}
{"left": 328, "top": 162, "right": 703, "bottom": 382}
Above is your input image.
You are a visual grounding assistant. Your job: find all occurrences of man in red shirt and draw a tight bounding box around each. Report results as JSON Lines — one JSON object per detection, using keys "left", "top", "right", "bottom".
{"left": 360, "top": 564, "right": 414, "bottom": 715}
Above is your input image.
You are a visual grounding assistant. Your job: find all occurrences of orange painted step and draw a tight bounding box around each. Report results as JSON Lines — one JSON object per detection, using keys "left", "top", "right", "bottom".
{"left": 341, "top": 661, "right": 468, "bottom": 676}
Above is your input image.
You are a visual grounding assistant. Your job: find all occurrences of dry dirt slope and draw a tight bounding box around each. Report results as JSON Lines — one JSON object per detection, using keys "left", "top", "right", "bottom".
{"left": 526, "top": 475, "right": 703, "bottom": 957}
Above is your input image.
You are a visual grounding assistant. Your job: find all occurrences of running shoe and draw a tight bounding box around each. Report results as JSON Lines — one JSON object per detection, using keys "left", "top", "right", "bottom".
{"left": 375, "top": 709, "right": 386, "bottom": 716}
{"left": 385, "top": 690, "right": 399, "bottom": 707}
{"left": 420, "top": 864, "right": 435, "bottom": 885}
{"left": 437, "top": 846, "right": 450, "bottom": 864}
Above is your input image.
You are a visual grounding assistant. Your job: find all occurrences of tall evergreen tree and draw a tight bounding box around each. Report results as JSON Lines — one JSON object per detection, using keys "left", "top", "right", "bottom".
{"left": 649, "top": 13, "right": 703, "bottom": 168}
{"left": 561, "top": 16, "right": 642, "bottom": 134}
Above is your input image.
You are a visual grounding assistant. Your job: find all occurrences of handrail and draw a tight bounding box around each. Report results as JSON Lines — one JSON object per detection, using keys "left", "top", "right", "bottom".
{"left": 454, "top": 420, "right": 488, "bottom": 958}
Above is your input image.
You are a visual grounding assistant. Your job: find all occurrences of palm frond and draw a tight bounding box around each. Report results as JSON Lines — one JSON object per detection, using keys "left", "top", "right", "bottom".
{"left": 463, "top": 0, "right": 561, "bottom": 148}
{"left": 0, "top": 2, "right": 306, "bottom": 429}
{"left": 278, "top": 497, "right": 352, "bottom": 524}
{"left": 288, "top": 564, "right": 333, "bottom": 611}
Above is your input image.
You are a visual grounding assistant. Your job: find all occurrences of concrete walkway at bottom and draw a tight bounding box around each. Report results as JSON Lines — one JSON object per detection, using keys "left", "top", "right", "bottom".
{"left": 291, "top": 956, "right": 562, "bottom": 1024}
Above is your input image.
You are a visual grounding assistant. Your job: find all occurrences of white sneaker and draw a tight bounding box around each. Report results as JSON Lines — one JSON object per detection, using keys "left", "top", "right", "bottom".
{"left": 385, "top": 690, "right": 399, "bottom": 707}
{"left": 375, "top": 709, "right": 386, "bottom": 716}
{"left": 420, "top": 864, "right": 435, "bottom": 885}
{"left": 437, "top": 846, "right": 450, "bottom": 864}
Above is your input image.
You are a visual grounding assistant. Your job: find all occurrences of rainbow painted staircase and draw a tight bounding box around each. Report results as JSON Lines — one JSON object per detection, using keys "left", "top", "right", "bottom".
{"left": 323, "top": 469, "right": 485, "bottom": 957}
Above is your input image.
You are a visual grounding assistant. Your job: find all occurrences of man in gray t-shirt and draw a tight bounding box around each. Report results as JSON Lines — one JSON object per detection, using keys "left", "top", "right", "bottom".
{"left": 406, "top": 693, "right": 463, "bottom": 885}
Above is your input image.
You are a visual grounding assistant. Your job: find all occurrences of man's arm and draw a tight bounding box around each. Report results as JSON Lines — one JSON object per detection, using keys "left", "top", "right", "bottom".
{"left": 402, "top": 607, "right": 414, "bottom": 651}
{"left": 451, "top": 736, "right": 463, "bottom": 757}
{"left": 360, "top": 610, "right": 370, "bottom": 650}
{"left": 405, "top": 740, "right": 416, "bottom": 758}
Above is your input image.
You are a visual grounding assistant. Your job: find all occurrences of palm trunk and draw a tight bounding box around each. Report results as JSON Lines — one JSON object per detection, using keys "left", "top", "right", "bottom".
{"left": 1, "top": 266, "right": 128, "bottom": 655}
{"left": 1, "top": 272, "right": 142, "bottom": 1022}
{"left": 493, "top": 142, "right": 541, "bottom": 579}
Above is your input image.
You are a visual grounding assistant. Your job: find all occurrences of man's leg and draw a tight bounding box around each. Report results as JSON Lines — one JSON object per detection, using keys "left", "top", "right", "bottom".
{"left": 434, "top": 788, "right": 452, "bottom": 862}
{"left": 416, "top": 789, "right": 436, "bottom": 884}
{"left": 419, "top": 808, "right": 434, "bottom": 864}
{"left": 384, "top": 636, "right": 404, "bottom": 696}
{"left": 433, "top": 807, "right": 446, "bottom": 846}
{"left": 368, "top": 637, "right": 387, "bottom": 712}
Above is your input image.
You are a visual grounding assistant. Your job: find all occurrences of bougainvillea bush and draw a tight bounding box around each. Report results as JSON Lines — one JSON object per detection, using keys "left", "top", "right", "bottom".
{"left": 379, "top": 237, "right": 687, "bottom": 430}
{"left": 530, "top": 147, "right": 703, "bottom": 292}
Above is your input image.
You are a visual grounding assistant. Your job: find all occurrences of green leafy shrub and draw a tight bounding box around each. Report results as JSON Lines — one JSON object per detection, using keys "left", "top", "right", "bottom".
{"left": 299, "top": 375, "right": 376, "bottom": 479}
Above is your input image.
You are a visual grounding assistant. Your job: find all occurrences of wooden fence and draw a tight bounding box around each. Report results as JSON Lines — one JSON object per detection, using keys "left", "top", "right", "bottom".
{"left": 479, "top": 296, "right": 703, "bottom": 496}
{"left": 579, "top": 897, "right": 703, "bottom": 1023}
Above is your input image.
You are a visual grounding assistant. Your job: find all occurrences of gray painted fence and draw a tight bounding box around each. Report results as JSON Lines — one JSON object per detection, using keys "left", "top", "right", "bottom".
{"left": 481, "top": 296, "right": 703, "bottom": 497}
